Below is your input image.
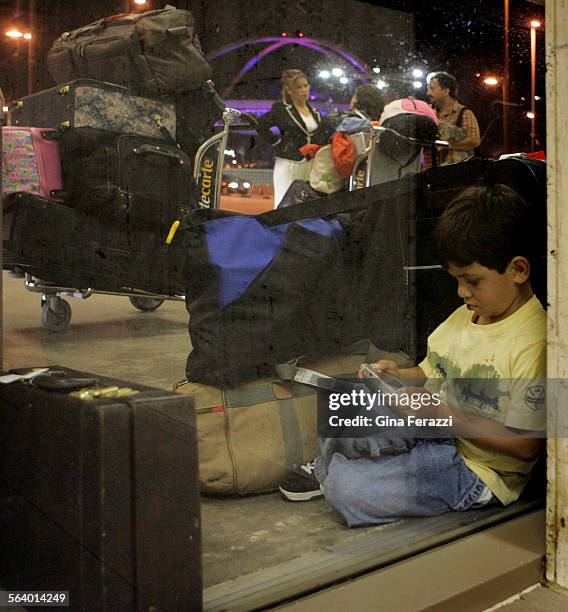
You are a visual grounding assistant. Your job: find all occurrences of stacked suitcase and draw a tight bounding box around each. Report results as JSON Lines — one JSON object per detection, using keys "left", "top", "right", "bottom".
{"left": 2, "top": 5, "right": 218, "bottom": 295}
{"left": 3, "top": 80, "right": 190, "bottom": 296}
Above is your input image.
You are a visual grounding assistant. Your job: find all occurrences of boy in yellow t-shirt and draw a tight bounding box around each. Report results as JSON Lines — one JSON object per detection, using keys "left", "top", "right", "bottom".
{"left": 279, "top": 184, "right": 546, "bottom": 527}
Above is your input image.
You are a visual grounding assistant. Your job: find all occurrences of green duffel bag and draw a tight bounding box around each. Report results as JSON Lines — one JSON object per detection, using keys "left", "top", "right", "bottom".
{"left": 174, "top": 341, "right": 411, "bottom": 496}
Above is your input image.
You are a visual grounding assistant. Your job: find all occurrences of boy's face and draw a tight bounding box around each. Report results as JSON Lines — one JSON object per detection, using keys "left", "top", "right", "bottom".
{"left": 448, "top": 259, "right": 531, "bottom": 324}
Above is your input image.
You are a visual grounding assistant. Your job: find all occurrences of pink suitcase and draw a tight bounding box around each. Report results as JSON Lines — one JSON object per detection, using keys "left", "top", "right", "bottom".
{"left": 2, "top": 127, "right": 63, "bottom": 203}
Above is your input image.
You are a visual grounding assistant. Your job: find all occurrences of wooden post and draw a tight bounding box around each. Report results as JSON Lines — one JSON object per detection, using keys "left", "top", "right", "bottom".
{"left": 546, "top": 0, "right": 568, "bottom": 590}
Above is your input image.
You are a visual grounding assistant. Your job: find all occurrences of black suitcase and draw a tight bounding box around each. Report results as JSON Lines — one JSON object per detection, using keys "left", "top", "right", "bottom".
{"left": 59, "top": 127, "right": 191, "bottom": 229}
{"left": 3, "top": 193, "right": 186, "bottom": 296}
{"left": 0, "top": 366, "right": 201, "bottom": 611}
{"left": 8, "top": 79, "right": 177, "bottom": 142}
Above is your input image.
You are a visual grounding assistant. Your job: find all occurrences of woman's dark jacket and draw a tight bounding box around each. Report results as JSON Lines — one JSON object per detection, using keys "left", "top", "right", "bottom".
{"left": 256, "top": 101, "right": 322, "bottom": 161}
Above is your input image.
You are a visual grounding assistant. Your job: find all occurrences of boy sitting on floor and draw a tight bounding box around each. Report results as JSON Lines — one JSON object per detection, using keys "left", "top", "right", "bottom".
{"left": 279, "top": 184, "right": 546, "bottom": 527}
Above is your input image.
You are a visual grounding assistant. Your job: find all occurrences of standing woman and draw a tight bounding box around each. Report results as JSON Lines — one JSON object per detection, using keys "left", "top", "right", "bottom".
{"left": 257, "top": 69, "right": 322, "bottom": 207}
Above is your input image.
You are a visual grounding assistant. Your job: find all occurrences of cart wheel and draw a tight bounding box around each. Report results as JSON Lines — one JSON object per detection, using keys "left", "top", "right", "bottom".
{"left": 41, "top": 297, "right": 72, "bottom": 332}
{"left": 129, "top": 296, "right": 164, "bottom": 312}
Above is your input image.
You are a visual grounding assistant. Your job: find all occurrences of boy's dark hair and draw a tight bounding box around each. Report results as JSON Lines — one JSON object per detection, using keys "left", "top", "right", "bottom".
{"left": 428, "top": 71, "right": 458, "bottom": 98}
{"left": 353, "top": 84, "right": 385, "bottom": 120}
{"left": 434, "top": 184, "right": 535, "bottom": 274}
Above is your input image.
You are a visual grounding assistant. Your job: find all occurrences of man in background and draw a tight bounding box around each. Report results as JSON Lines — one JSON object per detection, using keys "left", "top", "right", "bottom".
{"left": 426, "top": 71, "right": 481, "bottom": 166}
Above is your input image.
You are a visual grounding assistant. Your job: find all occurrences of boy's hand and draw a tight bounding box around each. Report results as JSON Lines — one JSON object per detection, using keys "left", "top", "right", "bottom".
{"left": 357, "top": 360, "right": 401, "bottom": 379}
{"left": 373, "top": 360, "right": 402, "bottom": 378}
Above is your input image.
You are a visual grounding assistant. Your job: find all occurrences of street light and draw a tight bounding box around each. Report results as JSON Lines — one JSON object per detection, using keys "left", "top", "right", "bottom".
{"left": 5, "top": 30, "right": 33, "bottom": 95}
{"left": 529, "top": 19, "right": 541, "bottom": 151}
{"left": 483, "top": 76, "right": 499, "bottom": 86}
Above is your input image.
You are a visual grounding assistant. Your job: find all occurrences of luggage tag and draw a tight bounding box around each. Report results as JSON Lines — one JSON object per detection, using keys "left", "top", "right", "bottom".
{"left": 0, "top": 367, "right": 50, "bottom": 384}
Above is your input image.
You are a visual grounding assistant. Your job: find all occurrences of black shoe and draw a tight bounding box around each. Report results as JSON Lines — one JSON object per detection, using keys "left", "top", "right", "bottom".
{"left": 279, "top": 459, "right": 324, "bottom": 502}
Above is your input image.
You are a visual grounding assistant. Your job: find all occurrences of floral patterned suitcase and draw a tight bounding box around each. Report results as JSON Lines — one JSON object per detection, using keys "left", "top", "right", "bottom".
{"left": 8, "top": 79, "right": 176, "bottom": 141}
{"left": 2, "top": 127, "right": 63, "bottom": 202}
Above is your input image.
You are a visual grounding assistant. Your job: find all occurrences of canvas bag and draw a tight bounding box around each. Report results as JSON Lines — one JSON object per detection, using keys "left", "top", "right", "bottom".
{"left": 309, "top": 144, "right": 346, "bottom": 194}
{"left": 174, "top": 341, "right": 411, "bottom": 495}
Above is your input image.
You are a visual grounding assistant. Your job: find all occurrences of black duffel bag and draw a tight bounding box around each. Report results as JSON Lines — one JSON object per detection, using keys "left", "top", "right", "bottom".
{"left": 47, "top": 5, "right": 212, "bottom": 96}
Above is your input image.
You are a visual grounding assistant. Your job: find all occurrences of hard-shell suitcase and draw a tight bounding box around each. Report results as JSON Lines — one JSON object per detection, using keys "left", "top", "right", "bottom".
{"left": 8, "top": 79, "right": 176, "bottom": 141}
{"left": 3, "top": 193, "right": 186, "bottom": 296}
{"left": 47, "top": 6, "right": 212, "bottom": 96}
{"left": 59, "top": 127, "right": 191, "bottom": 229}
{"left": 0, "top": 366, "right": 201, "bottom": 611}
{"left": 2, "top": 127, "right": 63, "bottom": 202}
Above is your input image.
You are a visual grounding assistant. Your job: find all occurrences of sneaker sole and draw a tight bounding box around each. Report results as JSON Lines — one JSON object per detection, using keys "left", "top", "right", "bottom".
{"left": 278, "top": 486, "right": 324, "bottom": 502}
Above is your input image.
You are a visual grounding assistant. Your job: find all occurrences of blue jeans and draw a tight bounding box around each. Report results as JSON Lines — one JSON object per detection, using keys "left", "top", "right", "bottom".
{"left": 314, "top": 438, "right": 491, "bottom": 528}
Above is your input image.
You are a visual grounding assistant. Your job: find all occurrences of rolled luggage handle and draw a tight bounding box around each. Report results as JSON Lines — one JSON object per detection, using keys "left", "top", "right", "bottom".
{"left": 133, "top": 144, "right": 182, "bottom": 162}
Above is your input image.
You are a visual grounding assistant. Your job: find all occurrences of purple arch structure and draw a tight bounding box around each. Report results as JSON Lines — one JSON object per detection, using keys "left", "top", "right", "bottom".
{"left": 207, "top": 36, "right": 372, "bottom": 98}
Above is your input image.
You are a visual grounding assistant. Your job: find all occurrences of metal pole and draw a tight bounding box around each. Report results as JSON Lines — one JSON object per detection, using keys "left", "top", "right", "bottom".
{"left": 26, "top": 42, "right": 32, "bottom": 95}
{"left": 503, "top": 0, "right": 510, "bottom": 153}
{"left": 27, "top": 0, "right": 35, "bottom": 95}
{"left": 531, "top": 26, "right": 537, "bottom": 151}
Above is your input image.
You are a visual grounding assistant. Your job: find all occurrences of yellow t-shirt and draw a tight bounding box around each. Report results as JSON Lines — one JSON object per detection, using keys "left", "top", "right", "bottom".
{"left": 419, "top": 295, "right": 546, "bottom": 505}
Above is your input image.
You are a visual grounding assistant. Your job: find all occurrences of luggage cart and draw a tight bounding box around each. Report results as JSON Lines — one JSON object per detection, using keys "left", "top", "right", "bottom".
{"left": 349, "top": 124, "right": 451, "bottom": 190}
{"left": 277, "top": 122, "right": 450, "bottom": 208}
{"left": 4, "top": 82, "right": 257, "bottom": 332}
{"left": 19, "top": 273, "right": 185, "bottom": 333}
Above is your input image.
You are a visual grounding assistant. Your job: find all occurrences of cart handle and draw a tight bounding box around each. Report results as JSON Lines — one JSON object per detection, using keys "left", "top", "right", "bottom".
{"left": 372, "top": 125, "right": 450, "bottom": 149}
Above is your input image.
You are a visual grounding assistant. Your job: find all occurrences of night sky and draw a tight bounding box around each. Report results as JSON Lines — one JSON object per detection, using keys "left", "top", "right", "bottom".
{"left": 0, "top": 0, "right": 546, "bottom": 153}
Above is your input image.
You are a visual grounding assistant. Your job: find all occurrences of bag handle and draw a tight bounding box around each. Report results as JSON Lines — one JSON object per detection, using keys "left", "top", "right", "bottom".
{"left": 275, "top": 341, "right": 412, "bottom": 391}
{"left": 166, "top": 26, "right": 190, "bottom": 37}
{"left": 275, "top": 363, "right": 354, "bottom": 393}
{"left": 132, "top": 143, "right": 183, "bottom": 162}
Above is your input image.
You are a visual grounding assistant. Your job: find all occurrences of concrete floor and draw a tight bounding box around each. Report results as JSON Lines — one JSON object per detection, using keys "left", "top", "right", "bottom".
{"left": 488, "top": 586, "right": 568, "bottom": 612}
{"left": 1, "top": 271, "right": 544, "bottom": 606}
{"left": 1, "top": 271, "right": 395, "bottom": 590}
